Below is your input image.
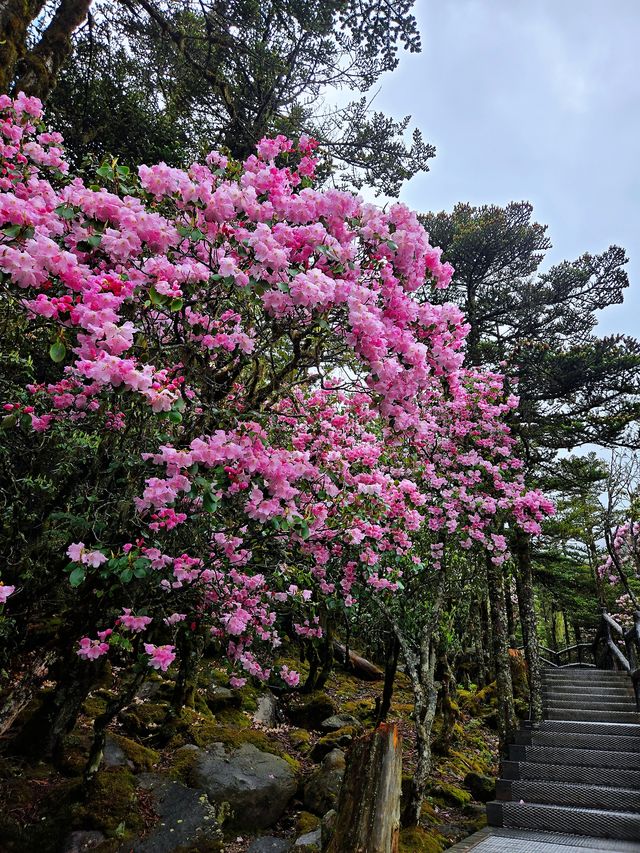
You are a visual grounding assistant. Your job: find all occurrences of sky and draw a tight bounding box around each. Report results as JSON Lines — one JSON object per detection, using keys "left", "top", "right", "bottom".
{"left": 365, "top": 0, "right": 640, "bottom": 338}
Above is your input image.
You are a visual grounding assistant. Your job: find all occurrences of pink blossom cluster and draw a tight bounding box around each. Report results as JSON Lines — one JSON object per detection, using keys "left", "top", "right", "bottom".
{"left": 0, "top": 94, "right": 554, "bottom": 686}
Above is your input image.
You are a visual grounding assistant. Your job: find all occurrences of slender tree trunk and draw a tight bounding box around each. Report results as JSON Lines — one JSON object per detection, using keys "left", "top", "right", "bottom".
{"left": 513, "top": 528, "right": 543, "bottom": 723}
{"left": 503, "top": 563, "right": 516, "bottom": 646}
{"left": 12, "top": 0, "right": 92, "bottom": 100}
{"left": 485, "top": 552, "right": 517, "bottom": 749}
{"left": 402, "top": 651, "right": 438, "bottom": 826}
{"left": 377, "top": 634, "right": 400, "bottom": 725}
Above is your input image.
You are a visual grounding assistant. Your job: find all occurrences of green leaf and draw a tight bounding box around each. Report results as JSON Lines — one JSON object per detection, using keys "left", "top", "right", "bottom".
{"left": 168, "top": 410, "right": 183, "bottom": 424}
{"left": 49, "top": 341, "right": 67, "bottom": 363}
{"left": 116, "top": 165, "right": 130, "bottom": 176}
{"left": 119, "top": 568, "right": 134, "bottom": 584}
{"left": 96, "top": 165, "right": 114, "bottom": 180}
{"left": 169, "top": 298, "right": 184, "bottom": 312}
{"left": 54, "top": 204, "right": 75, "bottom": 220}
{"left": 202, "top": 491, "right": 219, "bottom": 513}
{"left": 149, "top": 287, "right": 168, "bottom": 306}
{"left": 2, "top": 224, "right": 22, "bottom": 239}
{"left": 69, "top": 566, "right": 86, "bottom": 587}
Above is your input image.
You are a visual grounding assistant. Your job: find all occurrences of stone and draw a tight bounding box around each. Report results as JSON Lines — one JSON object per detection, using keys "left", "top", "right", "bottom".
{"left": 247, "top": 838, "right": 293, "bottom": 853}
{"left": 204, "top": 685, "right": 241, "bottom": 713}
{"left": 102, "top": 734, "right": 130, "bottom": 768}
{"left": 309, "top": 726, "right": 356, "bottom": 762}
{"left": 62, "top": 831, "right": 106, "bottom": 853}
{"left": 463, "top": 771, "right": 496, "bottom": 802}
{"left": 319, "top": 713, "right": 362, "bottom": 732}
{"left": 320, "top": 809, "right": 337, "bottom": 848}
{"left": 190, "top": 742, "right": 297, "bottom": 829}
{"left": 288, "top": 692, "right": 337, "bottom": 730}
{"left": 303, "top": 751, "right": 344, "bottom": 815}
{"left": 293, "top": 828, "right": 321, "bottom": 850}
{"left": 128, "top": 773, "right": 223, "bottom": 852}
{"left": 253, "top": 690, "right": 279, "bottom": 727}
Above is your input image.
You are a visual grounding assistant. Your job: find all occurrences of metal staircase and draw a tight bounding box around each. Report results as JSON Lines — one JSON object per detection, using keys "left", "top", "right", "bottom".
{"left": 487, "top": 611, "right": 640, "bottom": 842}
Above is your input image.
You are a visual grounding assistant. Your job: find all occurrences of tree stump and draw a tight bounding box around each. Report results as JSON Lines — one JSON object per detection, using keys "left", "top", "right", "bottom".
{"left": 325, "top": 723, "right": 402, "bottom": 853}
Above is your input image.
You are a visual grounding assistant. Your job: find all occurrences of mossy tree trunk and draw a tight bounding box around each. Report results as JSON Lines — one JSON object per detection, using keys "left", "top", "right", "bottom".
{"left": 0, "top": 0, "right": 91, "bottom": 101}
{"left": 326, "top": 723, "right": 402, "bottom": 853}
{"left": 376, "top": 633, "right": 400, "bottom": 725}
{"left": 513, "top": 527, "right": 543, "bottom": 723}
{"left": 485, "top": 551, "right": 517, "bottom": 750}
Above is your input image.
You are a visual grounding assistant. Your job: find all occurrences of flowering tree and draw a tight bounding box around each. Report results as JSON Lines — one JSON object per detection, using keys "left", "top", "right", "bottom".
{"left": 0, "top": 92, "right": 553, "bottom": 815}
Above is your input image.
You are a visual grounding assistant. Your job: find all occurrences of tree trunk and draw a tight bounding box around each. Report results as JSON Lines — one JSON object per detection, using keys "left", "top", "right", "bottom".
{"left": 0, "top": 650, "right": 57, "bottom": 737}
{"left": 485, "top": 552, "right": 517, "bottom": 749}
{"left": 376, "top": 634, "right": 400, "bottom": 725}
{"left": 503, "top": 563, "right": 517, "bottom": 646}
{"left": 326, "top": 723, "right": 402, "bottom": 853}
{"left": 402, "top": 652, "right": 438, "bottom": 826}
{"left": 0, "top": 0, "right": 46, "bottom": 94}
{"left": 12, "top": 0, "right": 92, "bottom": 100}
{"left": 513, "top": 528, "right": 543, "bottom": 723}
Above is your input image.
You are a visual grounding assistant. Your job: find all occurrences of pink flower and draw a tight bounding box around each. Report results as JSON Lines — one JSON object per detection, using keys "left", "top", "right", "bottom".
{"left": 67, "top": 542, "right": 85, "bottom": 562}
{"left": 229, "top": 676, "right": 247, "bottom": 688}
{"left": 0, "top": 584, "right": 16, "bottom": 604}
{"left": 144, "top": 643, "right": 176, "bottom": 671}
{"left": 120, "top": 608, "right": 152, "bottom": 632}
{"left": 77, "top": 637, "right": 109, "bottom": 660}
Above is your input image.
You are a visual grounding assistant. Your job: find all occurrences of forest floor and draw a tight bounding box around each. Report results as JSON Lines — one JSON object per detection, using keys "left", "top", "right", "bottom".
{"left": 0, "top": 649, "right": 505, "bottom": 853}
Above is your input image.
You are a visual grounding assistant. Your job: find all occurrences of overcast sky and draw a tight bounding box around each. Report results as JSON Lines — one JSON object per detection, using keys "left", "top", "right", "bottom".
{"left": 367, "top": 0, "right": 640, "bottom": 338}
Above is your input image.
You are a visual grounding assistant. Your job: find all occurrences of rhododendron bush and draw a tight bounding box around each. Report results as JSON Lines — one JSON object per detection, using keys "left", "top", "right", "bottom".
{"left": 0, "top": 93, "right": 552, "bottom": 709}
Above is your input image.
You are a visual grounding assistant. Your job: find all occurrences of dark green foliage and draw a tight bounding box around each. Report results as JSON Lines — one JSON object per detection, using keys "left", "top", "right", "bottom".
{"left": 45, "top": 0, "right": 433, "bottom": 193}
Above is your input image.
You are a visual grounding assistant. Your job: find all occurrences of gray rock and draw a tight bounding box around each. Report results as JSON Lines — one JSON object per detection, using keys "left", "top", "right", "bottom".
{"left": 293, "top": 828, "right": 321, "bottom": 850}
{"left": 127, "top": 774, "right": 223, "bottom": 853}
{"left": 253, "top": 690, "right": 279, "bottom": 727}
{"left": 103, "top": 735, "right": 130, "bottom": 768}
{"left": 321, "top": 809, "right": 337, "bottom": 848}
{"left": 319, "top": 713, "right": 362, "bottom": 732}
{"left": 190, "top": 742, "right": 297, "bottom": 829}
{"left": 247, "top": 838, "right": 293, "bottom": 853}
{"left": 62, "top": 831, "right": 106, "bottom": 853}
{"left": 204, "top": 685, "right": 241, "bottom": 713}
{"left": 303, "top": 751, "right": 344, "bottom": 815}
{"left": 464, "top": 771, "right": 496, "bottom": 802}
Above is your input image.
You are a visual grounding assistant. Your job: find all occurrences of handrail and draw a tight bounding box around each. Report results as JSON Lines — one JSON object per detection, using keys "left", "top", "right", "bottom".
{"left": 592, "top": 608, "right": 640, "bottom": 710}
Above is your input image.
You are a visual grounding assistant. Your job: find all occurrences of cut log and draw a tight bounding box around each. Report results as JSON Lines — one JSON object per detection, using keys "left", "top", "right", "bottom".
{"left": 325, "top": 723, "right": 402, "bottom": 853}
{"left": 333, "top": 642, "right": 383, "bottom": 681}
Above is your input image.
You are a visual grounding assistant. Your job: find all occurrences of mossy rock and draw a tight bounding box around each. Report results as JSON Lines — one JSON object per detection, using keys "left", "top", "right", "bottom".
{"left": 110, "top": 734, "right": 159, "bottom": 771}
{"left": 428, "top": 781, "right": 472, "bottom": 808}
{"left": 202, "top": 685, "right": 243, "bottom": 714}
{"left": 309, "top": 726, "right": 357, "bottom": 762}
{"left": 399, "top": 826, "right": 444, "bottom": 852}
{"left": 171, "top": 843, "right": 224, "bottom": 853}
{"left": 289, "top": 727, "right": 312, "bottom": 753}
{"left": 82, "top": 694, "right": 109, "bottom": 719}
{"left": 288, "top": 692, "right": 337, "bottom": 730}
{"left": 341, "top": 699, "right": 377, "bottom": 723}
{"left": 119, "top": 700, "right": 170, "bottom": 736}
{"left": 296, "top": 810, "right": 321, "bottom": 834}
{"left": 76, "top": 766, "right": 145, "bottom": 838}
{"left": 464, "top": 771, "right": 495, "bottom": 803}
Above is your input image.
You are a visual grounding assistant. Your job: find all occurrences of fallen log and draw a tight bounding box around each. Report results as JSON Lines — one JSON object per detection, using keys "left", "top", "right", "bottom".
{"left": 326, "top": 722, "right": 402, "bottom": 853}
{"left": 333, "top": 641, "right": 383, "bottom": 681}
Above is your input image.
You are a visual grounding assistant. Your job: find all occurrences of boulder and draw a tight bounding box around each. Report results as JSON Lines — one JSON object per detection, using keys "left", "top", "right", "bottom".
{"left": 293, "top": 828, "right": 321, "bottom": 850}
{"left": 319, "top": 713, "right": 362, "bottom": 732}
{"left": 309, "top": 726, "right": 356, "bottom": 762}
{"left": 204, "top": 685, "right": 241, "bottom": 713}
{"left": 62, "top": 831, "right": 106, "bottom": 853}
{"left": 190, "top": 742, "right": 297, "bottom": 829}
{"left": 253, "top": 691, "right": 279, "bottom": 727}
{"left": 248, "top": 838, "right": 293, "bottom": 853}
{"left": 464, "top": 771, "right": 496, "bottom": 803}
{"left": 102, "top": 735, "right": 130, "bottom": 768}
{"left": 303, "top": 750, "right": 345, "bottom": 815}
{"left": 124, "top": 774, "right": 223, "bottom": 853}
{"left": 288, "top": 692, "right": 337, "bottom": 730}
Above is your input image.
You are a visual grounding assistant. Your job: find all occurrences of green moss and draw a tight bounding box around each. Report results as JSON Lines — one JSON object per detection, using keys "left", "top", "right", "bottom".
{"left": 168, "top": 746, "right": 200, "bottom": 784}
{"left": 399, "top": 826, "right": 444, "bottom": 852}
{"left": 296, "top": 810, "right": 321, "bottom": 834}
{"left": 111, "top": 734, "right": 159, "bottom": 771}
{"left": 119, "top": 700, "right": 169, "bottom": 736}
{"left": 214, "top": 707, "right": 250, "bottom": 727}
{"left": 290, "top": 728, "right": 312, "bottom": 751}
{"left": 310, "top": 726, "right": 357, "bottom": 761}
{"left": 77, "top": 766, "right": 145, "bottom": 838}
{"left": 288, "top": 691, "right": 337, "bottom": 729}
{"left": 428, "top": 781, "right": 472, "bottom": 808}
{"left": 82, "top": 694, "right": 108, "bottom": 719}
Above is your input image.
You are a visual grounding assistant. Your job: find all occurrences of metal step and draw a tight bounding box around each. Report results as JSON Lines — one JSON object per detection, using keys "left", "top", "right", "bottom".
{"left": 545, "top": 700, "right": 638, "bottom": 712}
{"left": 538, "top": 720, "right": 640, "bottom": 737}
{"left": 509, "top": 743, "right": 640, "bottom": 769}
{"left": 544, "top": 689, "right": 636, "bottom": 701}
{"left": 514, "top": 730, "right": 640, "bottom": 752}
{"left": 545, "top": 708, "right": 640, "bottom": 723}
{"left": 501, "top": 760, "right": 640, "bottom": 790}
{"left": 486, "top": 800, "right": 640, "bottom": 841}
{"left": 544, "top": 684, "right": 635, "bottom": 695}
{"left": 543, "top": 674, "right": 633, "bottom": 685}
{"left": 497, "top": 778, "right": 640, "bottom": 812}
